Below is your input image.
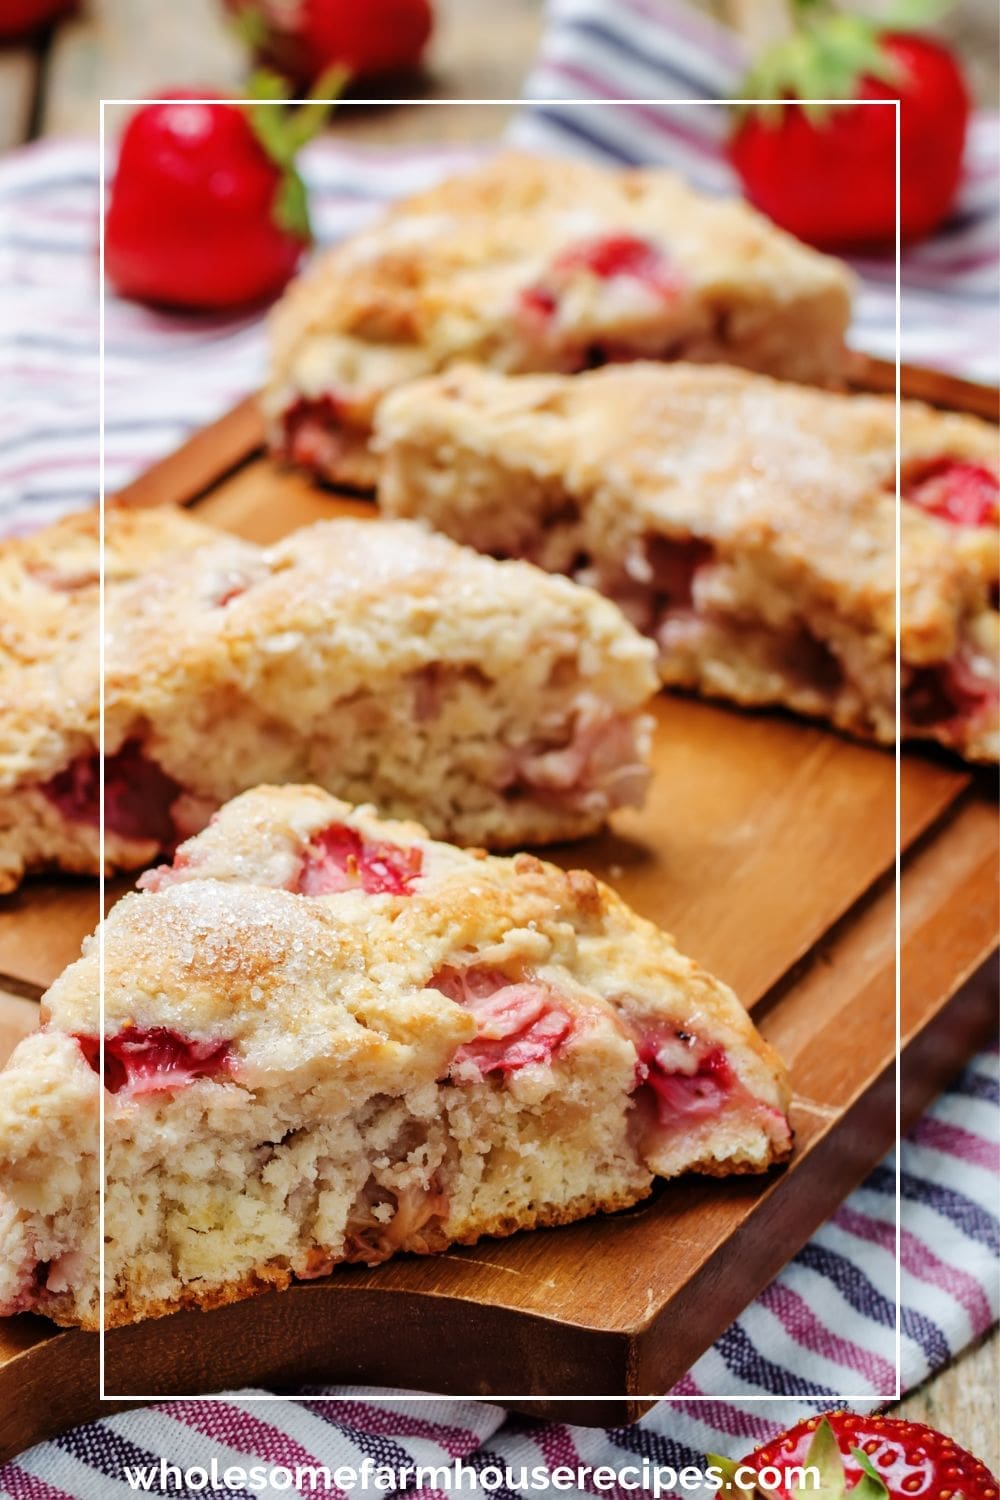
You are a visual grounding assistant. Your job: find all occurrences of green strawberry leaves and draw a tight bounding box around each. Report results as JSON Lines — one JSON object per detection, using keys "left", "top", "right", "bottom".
{"left": 847, "top": 1447, "right": 896, "bottom": 1500}
{"left": 228, "top": 1, "right": 271, "bottom": 51}
{"left": 710, "top": 1419, "right": 891, "bottom": 1500}
{"left": 246, "top": 65, "right": 349, "bottom": 242}
{"left": 735, "top": 0, "right": 953, "bottom": 121}
{"left": 707, "top": 1456, "right": 755, "bottom": 1498}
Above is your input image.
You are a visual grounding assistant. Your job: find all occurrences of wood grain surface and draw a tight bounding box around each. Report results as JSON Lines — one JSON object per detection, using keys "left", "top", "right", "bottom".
{"left": 38, "top": 0, "right": 539, "bottom": 142}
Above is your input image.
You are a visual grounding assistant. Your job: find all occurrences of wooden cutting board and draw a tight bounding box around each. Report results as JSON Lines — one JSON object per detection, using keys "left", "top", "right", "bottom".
{"left": 0, "top": 356, "right": 997, "bottom": 1453}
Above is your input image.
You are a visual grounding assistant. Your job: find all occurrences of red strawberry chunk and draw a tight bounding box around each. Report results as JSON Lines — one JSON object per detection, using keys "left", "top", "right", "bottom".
{"left": 519, "top": 234, "right": 682, "bottom": 328}
{"left": 640, "top": 1042, "right": 732, "bottom": 1122}
{"left": 75, "top": 1028, "right": 231, "bottom": 1096}
{"left": 903, "top": 649, "right": 998, "bottom": 730}
{"left": 41, "top": 741, "right": 182, "bottom": 847}
{"left": 280, "top": 393, "right": 353, "bottom": 474}
{"left": 432, "top": 966, "right": 574, "bottom": 1075}
{"left": 647, "top": 534, "right": 715, "bottom": 610}
{"left": 518, "top": 285, "right": 558, "bottom": 323}
{"left": 553, "top": 233, "right": 680, "bottom": 295}
{"left": 298, "top": 823, "right": 422, "bottom": 896}
{"left": 903, "top": 458, "right": 998, "bottom": 527}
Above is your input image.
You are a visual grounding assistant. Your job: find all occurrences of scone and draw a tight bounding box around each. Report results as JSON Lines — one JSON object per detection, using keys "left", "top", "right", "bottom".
{"left": 0, "top": 508, "right": 657, "bottom": 893}
{"left": 0, "top": 503, "right": 213, "bottom": 669}
{"left": 264, "top": 152, "right": 853, "bottom": 488}
{"left": 0, "top": 785, "right": 793, "bottom": 1330}
{"left": 376, "top": 362, "right": 999, "bottom": 762}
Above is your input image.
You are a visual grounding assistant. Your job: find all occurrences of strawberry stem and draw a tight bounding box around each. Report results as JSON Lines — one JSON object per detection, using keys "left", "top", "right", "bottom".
{"left": 245, "top": 66, "right": 348, "bottom": 243}
{"left": 734, "top": 0, "right": 954, "bottom": 119}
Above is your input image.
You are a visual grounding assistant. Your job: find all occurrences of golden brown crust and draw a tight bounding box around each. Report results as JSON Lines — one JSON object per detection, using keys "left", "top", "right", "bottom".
{"left": 53, "top": 1183, "right": 656, "bottom": 1331}
{"left": 0, "top": 503, "right": 213, "bottom": 670}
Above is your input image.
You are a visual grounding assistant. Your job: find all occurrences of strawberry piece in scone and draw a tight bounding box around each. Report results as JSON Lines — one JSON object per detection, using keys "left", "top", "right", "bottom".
{"left": 0, "top": 785, "right": 791, "bottom": 1330}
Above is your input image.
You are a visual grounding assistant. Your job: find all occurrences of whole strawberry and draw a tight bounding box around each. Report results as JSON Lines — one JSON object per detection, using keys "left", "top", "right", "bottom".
{"left": 105, "top": 82, "right": 337, "bottom": 312}
{"left": 0, "top": 0, "right": 75, "bottom": 41}
{"left": 713, "top": 1412, "right": 997, "bottom": 1500}
{"left": 223, "top": 0, "right": 433, "bottom": 87}
{"left": 729, "top": 3, "right": 970, "bottom": 249}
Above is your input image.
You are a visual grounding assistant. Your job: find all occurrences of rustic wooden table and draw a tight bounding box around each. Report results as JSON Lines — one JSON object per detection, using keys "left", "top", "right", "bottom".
{"left": 0, "top": 0, "right": 996, "bottom": 1469}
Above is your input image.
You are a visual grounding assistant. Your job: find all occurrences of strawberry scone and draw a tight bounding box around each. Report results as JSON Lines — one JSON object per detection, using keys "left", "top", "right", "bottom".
{"left": 0, "top": 509, "right": 657, "bottom": 893}
{"left": 376, "top": 362, "right": 999, "bottom": 762}
{"left": 0, "top": 785, "right": 792, "bottom": 1329}
{"left": 0, "top": 503, "right": 213, "bottom": 669}
{"left": 264, "top": 151, "right": 853, "bottom": 487}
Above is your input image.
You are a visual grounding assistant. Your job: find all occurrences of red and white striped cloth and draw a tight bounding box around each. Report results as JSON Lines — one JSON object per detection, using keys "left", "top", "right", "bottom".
{"left": 0, "top": 0, "right": 997, "bottom": 1490}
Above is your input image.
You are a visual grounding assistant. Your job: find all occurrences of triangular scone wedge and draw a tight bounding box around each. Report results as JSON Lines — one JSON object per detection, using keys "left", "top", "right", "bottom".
{"left": 0, "top": 785, "right": 791, "bottom": 1330}
{"left": 376, "top": 362, "right": 999, "bottom": 762}
{"left": 0, "top": 510, "right": 657, "bottom": 892}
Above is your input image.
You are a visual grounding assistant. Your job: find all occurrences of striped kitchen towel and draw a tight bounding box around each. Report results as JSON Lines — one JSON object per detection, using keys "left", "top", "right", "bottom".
{"left": 1, "top": 1027, "right": 996, "bottom": 1496}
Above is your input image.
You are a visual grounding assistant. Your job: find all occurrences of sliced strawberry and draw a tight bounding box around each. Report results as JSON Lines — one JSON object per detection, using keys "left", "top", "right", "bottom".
{"left": 640, "top": 1041, "right": 733, "bottom": 1122}
{"left": 432, "top": 966, "right": 574, "bottom": 1075}
{"left": 903, "top": 458, "right": 998, "bottom": 528}
{"left": 732, "top": 1411, "right": 998, "bottom": 1500}
{"left": 75, "top": 1028, "right": 231, "bottom": 1096}
{"left": 298, "top": 823, "right": 422, "bottom": 896}
{"left": 42, "top": 741, "right": 183, "bottom": 847}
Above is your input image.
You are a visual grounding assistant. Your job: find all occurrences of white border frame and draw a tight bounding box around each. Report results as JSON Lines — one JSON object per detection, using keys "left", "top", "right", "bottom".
{"left": 98, "top": 94, "right": 902, "bottom": 1406}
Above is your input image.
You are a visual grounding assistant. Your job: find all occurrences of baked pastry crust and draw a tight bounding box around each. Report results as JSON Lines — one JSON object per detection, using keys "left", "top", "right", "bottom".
{"left": 264, "top": 152, "right": 853, "bottom": 486}
{"left": 0, "top": 503, "right": 213, "bottom": 668}
{"left": 0, "top": 506, "right": 657, "bottom": 892}
{"left": 0, "top": 784, "right": 792, "bottom": 1329}
{"left": 376, "top": 362, "right": 999, "bottom": 762}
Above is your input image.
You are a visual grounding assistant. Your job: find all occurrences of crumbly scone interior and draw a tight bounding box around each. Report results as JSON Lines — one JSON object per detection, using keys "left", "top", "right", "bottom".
{"left": 0, "top": 1016, "right": 647, "bottom": 1330}
{"left": 0, "top": 787, "right": 792, "bottom": 1329}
